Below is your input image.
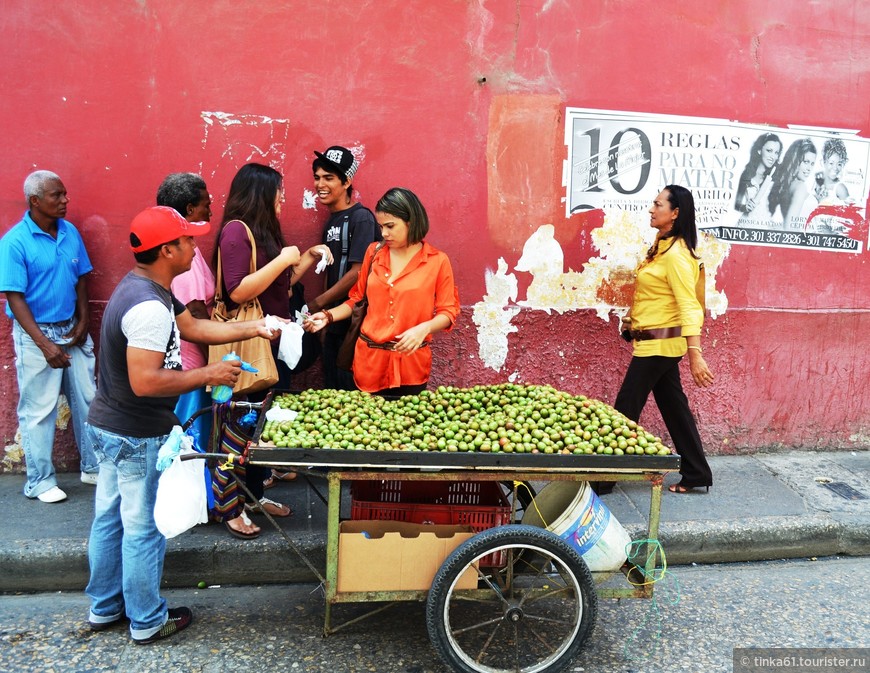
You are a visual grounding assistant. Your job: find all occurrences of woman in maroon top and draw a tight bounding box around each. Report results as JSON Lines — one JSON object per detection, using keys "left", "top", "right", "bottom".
{"left": 212, "top": 163, "right": 330, "bottom": 537}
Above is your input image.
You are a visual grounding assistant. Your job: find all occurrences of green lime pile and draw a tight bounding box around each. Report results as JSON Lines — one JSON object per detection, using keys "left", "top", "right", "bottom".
{"left": 260, "top": 384, "right": 672, "bottom": 456}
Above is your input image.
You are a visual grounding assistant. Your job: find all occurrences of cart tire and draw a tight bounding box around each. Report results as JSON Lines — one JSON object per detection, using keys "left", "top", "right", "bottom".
{"left": 426, "top": 524, "right": 597, "bottom": 673}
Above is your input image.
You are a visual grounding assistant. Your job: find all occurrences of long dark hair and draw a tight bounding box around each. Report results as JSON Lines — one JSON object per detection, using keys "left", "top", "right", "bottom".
{"left": 734, "top": 132, "right": 781, "bottom": 212}
{"left": 654, "top": 184, "right": 699, "bottom": 260}
{"left": 767, "top": 138, "right": 816, "bottom": 219}
{"left": 213, "top": 163, "right": 286, "bottom": 266}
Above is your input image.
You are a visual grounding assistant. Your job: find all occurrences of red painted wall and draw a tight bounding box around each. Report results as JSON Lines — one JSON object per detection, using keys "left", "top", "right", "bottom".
{"left": 1, "top": 1, "right": 868, "bottom": 472}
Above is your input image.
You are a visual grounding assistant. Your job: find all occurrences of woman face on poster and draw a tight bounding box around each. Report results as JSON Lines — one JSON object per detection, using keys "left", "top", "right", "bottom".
{"left": 735, "top": 132, "right": 782, "bottom": 215}
{"left": 758, "top": 138, "right": 782, "bottom": 172}
{"left": 795, "top": 150, "right": 817, "bottom": 183}
{"left": 746, "top": 133, "right": 782, "bottom": 175}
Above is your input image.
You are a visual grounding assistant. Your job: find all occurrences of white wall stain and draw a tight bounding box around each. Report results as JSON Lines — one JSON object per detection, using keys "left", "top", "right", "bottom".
{"left": 474, "top": 211, "right": 731, "bottom": 371}
{"left": 471, "top": 257, "right": 521, "bottom": 370}
{"left": 198, "top": 111, "right": 291, "bottom": 185}
{"left": 466, "top": 1, "right": 495, "bottom": 57}
{"left": 3, "top": 394, "right": 71, "bottom": 470}
{"left": 347, "top": 144, "right": 367, "bottom": 166}
{"left": 302, "top": 189, "right": 317, "bottom": 210}
{"left": 3, "top": 430, "right": 24, "bottom": 470}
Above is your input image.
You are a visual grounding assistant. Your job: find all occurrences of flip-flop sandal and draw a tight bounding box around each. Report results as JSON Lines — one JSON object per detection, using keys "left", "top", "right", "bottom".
{"left": 224, "top": 512, "right": 261, "bottom": 539}
{"left": 263, "top": 471, "right": 297, "bottom": 490}
{"left": 224, "top": 519, "right": 261, "bottom": 539}
{"left": 245, "top": 497, "right": 292, "bottom": 518}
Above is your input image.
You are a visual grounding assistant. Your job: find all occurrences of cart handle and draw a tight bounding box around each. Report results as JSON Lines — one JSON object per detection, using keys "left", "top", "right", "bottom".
{"left": 181, "top": 400, "right": 266, "bottom": 432}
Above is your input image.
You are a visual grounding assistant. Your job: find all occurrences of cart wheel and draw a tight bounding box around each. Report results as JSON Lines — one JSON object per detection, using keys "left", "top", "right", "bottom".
{"left": 426, "top": 524, "right": 597, "bottom": 673}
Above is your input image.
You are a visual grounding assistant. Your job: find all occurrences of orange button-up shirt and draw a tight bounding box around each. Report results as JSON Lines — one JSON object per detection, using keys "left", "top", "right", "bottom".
{"left": 344, "top": 241, "right": 460, "bottom": 392}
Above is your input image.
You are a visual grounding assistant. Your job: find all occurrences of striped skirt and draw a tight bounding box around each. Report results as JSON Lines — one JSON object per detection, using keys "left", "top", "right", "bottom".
{"left": 210, "top": 406, "right": 252, "bottom": 522}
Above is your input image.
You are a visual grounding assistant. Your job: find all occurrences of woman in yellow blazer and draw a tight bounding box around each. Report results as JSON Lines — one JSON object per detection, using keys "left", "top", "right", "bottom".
{"left": 617, "top": 185, "right": 713, "bottom": 493}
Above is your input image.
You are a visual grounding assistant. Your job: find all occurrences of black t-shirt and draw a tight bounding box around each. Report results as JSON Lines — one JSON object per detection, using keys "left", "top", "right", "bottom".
{"left": 322, "top": 203, "right": 380, "bottom": 295}
{"left": 322, "top": 203, "right": 380, "bottom": 333}
{"left": 88, "top": 272, "right": 186, "bottom": 437}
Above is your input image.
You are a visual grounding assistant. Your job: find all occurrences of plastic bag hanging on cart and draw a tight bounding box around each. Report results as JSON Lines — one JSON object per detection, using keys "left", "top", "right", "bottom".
{"left": 154, "top": 426, "right": 210, "bottom": 538}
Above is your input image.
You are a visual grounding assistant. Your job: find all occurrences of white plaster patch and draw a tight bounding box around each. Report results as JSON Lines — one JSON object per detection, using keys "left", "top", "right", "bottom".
{"left": 472, "top": 258, "right": 520, "bottom": 371}
{"left": 473, "top": 210, "right": 731, "bottom": 371}
{"left": 348, "top": 144, "right": 367, "bottom": 166}
{"left": 302, "top": 189, "right": 317, "bottom": 210}
{"left": 198, "top": 111, "right": 292, "bottom": 186}
{"left": 3, "top": 429, "right": 23, "bottom": 470}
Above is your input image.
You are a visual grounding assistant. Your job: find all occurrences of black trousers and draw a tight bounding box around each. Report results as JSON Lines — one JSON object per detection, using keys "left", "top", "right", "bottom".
{"left": 614, "top": 355, "right": 712, "bottom": 487}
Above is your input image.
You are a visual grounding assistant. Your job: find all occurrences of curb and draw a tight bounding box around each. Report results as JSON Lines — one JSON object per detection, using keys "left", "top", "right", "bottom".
{"left": 5, "top": 517, "right": 868, "bottom": 594}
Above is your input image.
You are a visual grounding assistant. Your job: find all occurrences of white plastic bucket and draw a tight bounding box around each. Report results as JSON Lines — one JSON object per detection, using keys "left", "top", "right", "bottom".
{"left": 522, "top": 481, "right": 630, "bottom": 571}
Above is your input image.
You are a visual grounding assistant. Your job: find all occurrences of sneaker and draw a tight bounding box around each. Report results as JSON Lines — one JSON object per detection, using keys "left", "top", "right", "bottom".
{"left": 37, "top": 486, "right": 68, "bottom": 503}
{"left": 89, "top": 615, "right": 127, "bottom": 632}
{"left": 81, "top": 472, "right": 98, "bottom": 486}
{"left": 133, "top": 607, "right": 192, "bottom": 645}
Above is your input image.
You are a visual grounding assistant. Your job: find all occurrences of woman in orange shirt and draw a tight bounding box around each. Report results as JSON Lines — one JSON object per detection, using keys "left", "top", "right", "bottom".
{"left": 305, "top": 187, "right": 459, "bottom": 395}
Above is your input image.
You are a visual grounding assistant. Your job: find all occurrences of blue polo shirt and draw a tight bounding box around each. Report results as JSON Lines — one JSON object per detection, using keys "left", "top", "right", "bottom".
{"left": 0, "top": 211, "right": 93, "bottom": 323}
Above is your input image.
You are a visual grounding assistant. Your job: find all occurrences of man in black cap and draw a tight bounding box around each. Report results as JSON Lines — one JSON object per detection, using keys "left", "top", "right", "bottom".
{"left": 308, "top": 146, "right": 380, "bottom": 390}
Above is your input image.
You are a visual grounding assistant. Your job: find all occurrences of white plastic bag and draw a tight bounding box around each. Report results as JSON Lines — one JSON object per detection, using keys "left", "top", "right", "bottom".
{"left": 154, "top": 447, "right": 209, "bottom": 539}
{"left": 277, "top": 321, "right": 304, "bottom": 370}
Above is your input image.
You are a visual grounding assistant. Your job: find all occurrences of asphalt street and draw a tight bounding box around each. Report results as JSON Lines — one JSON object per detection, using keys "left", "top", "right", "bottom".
{"left": 1, "top": 557, "right": 867, "bottom": 673}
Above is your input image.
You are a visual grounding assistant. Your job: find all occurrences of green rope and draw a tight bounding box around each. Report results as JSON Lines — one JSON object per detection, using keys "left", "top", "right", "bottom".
{"left": 622, "top": 538, "right": 681, "bottom": 662}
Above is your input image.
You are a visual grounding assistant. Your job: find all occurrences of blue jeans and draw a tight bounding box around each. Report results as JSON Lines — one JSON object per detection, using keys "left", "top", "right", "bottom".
{"left": 13, "top": 319, "right": 97, "bottom": 498}
{"left": 85, "top": 424, "right": 170, "bottom": 639}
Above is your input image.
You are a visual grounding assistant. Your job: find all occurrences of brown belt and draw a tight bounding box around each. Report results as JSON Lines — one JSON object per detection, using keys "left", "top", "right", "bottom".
{"left": 360, "top": 334, "right": 431, "bottom": 351}
{"left": 629, "top": 327, "right": 683, "bottom": 341}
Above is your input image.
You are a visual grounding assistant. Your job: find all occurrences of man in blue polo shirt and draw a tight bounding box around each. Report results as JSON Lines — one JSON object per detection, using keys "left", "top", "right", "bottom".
{"left": 0, "top": 170, "right": 98, "bottom": 503}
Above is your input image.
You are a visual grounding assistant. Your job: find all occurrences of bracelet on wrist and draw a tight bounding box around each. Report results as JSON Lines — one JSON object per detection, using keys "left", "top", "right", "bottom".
{"left": 325, "top": 310, "right": 334, "bottom": 325}
{"left": 687, "top": 345, "right": 702, "bottom": 353}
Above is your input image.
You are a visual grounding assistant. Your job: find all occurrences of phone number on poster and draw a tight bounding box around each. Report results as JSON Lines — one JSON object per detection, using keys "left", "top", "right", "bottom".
{"left": 714, "top": 227, "right": 861, "bottom": 252}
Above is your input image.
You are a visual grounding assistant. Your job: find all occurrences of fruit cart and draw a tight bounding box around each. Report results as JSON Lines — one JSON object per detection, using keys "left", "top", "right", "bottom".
{"left": 233, "top": 387, "right": 681, "bottom": 673}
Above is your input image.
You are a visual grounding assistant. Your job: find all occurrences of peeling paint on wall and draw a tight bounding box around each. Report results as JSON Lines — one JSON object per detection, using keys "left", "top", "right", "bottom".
{"left": 3, "top": 430, "right": 23, "bottom": 471}
{"left": 473, "top": 210, "right": 731, "bottom": 371}
{"left": 302, "top": 189, "right": 317, "bottom": 210}
{"left": 2, "top": 394, "right": 72, "bottom": 473}
{"left": 472, "top": 257, "right": 520, "bottom": 370}
{"left": 199, "top": 111, "right": 292, "bottom": 198}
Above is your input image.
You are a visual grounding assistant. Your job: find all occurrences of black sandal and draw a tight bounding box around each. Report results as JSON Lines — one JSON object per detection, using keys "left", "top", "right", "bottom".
{"left": 668, "top": 482, "right": 710, "bottom": 494}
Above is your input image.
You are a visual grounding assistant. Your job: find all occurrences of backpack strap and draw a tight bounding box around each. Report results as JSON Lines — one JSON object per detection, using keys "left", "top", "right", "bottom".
{"left": 337, "top": 213, "right": 350, "bottom": 280}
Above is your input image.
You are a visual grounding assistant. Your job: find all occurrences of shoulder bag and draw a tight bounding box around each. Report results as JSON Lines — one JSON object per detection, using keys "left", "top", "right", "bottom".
{"left": 208, "top": 220, "right": 279, "bottom": 395}
{"left": 336, "top": 242, "right": 385, "bottom": 371}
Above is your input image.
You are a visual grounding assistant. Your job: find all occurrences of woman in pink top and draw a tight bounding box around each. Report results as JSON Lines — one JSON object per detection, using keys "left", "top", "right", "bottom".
{"left": 158, "top": 173, "right": 216, "bottom": 443}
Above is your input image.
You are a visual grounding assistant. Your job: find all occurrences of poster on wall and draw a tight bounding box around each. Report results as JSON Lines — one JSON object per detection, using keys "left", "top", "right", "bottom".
{"left": 564, "top": 108, "right": 870, "bottom": 253}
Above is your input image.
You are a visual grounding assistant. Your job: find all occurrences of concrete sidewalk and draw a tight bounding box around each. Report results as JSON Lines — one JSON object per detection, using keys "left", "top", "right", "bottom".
{"left": 2, "top": 450, "right": 868, "bottom": 593}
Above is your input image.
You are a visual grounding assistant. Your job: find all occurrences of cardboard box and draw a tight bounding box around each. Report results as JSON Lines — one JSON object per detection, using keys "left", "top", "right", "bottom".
{"left": 337, "top": 521, "right": 478, "bottom": 593}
